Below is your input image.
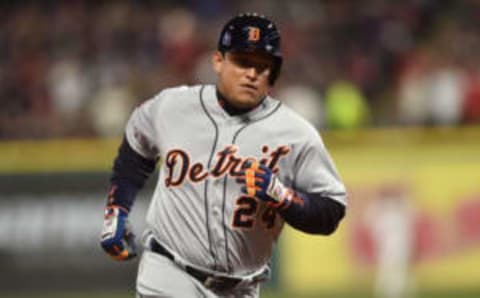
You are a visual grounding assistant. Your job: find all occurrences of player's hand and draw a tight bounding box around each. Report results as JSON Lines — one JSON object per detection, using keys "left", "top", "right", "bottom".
{"left": 100, "top": 205, "right": 137, "bottom": 261}
{"left": 236, "top": 161, "right": 293, "bottom": 209}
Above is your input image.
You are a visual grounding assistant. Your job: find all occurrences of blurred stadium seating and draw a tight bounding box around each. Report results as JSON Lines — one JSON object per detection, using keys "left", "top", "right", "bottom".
{"left": 2, "top": 1, "right": 480, "bottom": 139}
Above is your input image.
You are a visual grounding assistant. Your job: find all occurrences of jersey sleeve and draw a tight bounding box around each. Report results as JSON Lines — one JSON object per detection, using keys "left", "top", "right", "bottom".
{"left": 293, "top": 130, "right": 347, "bottom": 206}
{"left": 125, "top": 96, "right": 160, "bottom": 159}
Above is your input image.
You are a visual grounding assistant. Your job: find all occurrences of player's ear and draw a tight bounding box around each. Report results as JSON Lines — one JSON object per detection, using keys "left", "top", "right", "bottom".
{"left": 212, "top": 51, "right": 224, "bottom": 74}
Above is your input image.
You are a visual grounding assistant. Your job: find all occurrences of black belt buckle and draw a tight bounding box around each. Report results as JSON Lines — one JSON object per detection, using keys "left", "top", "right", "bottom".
{"left": 185, "top": 266, "right": 242, "bottom": 293}
{"left": 202, "top": 274, "right": 242, "bottom": 292}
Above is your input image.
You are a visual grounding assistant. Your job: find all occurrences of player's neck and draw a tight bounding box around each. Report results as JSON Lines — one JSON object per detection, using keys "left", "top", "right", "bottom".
{"left": 216, "top": 89, "right": 264, "bottom": 116}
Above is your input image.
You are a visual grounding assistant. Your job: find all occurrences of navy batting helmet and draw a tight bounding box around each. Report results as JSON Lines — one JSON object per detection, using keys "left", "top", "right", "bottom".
{"left": 218, "top": 13, "right": 282, "bottom": 85}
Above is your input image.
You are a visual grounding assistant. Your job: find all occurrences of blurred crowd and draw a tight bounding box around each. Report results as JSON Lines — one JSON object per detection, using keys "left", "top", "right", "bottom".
{"left": 2, "top": 0, "right": 480, "bottom": 139}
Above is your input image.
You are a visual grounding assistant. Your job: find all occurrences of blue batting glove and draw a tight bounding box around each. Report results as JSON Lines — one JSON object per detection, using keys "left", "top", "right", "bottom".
{"left": 236, "top": 161, "right": 293, "bottom": 210}
{"left": 100, "top": 205, "right": 137, "bottom": 261}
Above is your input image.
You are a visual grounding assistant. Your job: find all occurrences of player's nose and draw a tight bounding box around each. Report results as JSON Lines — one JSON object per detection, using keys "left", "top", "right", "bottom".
{"left": 245, "top": 65, "right": 269, "bottom": 80}
{"left": 247, "top": 65, "right": 267, "bottom": 78}
{"left": 245, "top": 66, "right": 258, "bottom": 78}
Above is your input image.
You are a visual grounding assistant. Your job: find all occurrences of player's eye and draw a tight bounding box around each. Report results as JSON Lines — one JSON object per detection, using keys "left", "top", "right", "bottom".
{"left": 230, "top": 55, "right": 271, "bottom": 75}
{"left": 231, "top": 57, "right": 255, "bottom": 68}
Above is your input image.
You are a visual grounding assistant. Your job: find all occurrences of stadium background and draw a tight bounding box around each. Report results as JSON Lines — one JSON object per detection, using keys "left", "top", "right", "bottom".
{"left": 1, "top": 1, "right": 480, "bottom": 298}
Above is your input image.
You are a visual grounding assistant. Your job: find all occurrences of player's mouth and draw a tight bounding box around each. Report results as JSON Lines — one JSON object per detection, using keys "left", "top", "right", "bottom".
{"left": 240, "top": 83, "right": 258, "bottom": 93}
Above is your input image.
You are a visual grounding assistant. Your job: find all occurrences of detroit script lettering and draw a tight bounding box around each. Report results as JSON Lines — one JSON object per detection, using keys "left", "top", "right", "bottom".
{"left": 165, "top": 145, "right": 290, "bottom": 187}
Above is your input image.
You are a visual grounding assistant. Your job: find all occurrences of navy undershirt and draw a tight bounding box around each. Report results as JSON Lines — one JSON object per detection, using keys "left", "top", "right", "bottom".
{"left": 216, "top": 88, "right": 266, "bottom": 116}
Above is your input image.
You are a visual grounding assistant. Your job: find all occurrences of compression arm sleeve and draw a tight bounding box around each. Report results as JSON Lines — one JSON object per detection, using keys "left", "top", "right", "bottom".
{"left": 107, "top": 137, "right": 157, "bottom": 211}
{"left": 278, "top": 192, "right": 346, "bottom": 235}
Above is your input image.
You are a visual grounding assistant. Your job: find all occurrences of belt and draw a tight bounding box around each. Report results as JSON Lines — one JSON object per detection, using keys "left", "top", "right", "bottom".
{"left": 149, "top": 238, "right": 267, "bottom": 293}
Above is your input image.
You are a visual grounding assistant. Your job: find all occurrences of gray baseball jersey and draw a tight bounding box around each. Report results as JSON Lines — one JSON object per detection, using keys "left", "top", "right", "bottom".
{"left": 125, "top": 84, "right": 347, "bottom": 276}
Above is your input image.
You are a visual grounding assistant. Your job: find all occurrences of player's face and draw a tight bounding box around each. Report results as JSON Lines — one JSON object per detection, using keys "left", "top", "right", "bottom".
{"left": 212, "top": 51, "right": 274, "bottom": 109}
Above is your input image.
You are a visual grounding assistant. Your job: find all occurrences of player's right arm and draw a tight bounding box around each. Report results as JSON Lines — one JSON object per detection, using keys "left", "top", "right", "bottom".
{"left": 100, "top": 98, "right": 160, "bottom": 261}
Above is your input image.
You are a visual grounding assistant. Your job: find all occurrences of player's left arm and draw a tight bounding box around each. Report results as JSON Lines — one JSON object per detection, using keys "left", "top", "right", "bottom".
{"left": 237, "top": 162, "right": 345, "bottom": 235}
{"left": 237, "top": 131, "right": 347, "bottom": 235}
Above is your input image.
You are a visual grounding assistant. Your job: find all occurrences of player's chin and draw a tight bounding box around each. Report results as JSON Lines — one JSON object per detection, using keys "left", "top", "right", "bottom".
{"left": 238, "top": 97, "right": 261, "bottom": 109}
{"left": 235, "top": 90, "right": 263, "bottom": 107}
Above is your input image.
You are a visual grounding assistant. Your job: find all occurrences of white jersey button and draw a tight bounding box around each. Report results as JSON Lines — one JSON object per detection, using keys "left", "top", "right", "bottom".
{"left": 212, "top": 207, "right": 221, "bottom": 216}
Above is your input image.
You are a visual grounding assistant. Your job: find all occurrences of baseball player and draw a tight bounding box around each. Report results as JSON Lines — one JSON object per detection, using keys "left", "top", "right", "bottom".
{"left": 100, "top": 13, "right": 347, "bottom": 298}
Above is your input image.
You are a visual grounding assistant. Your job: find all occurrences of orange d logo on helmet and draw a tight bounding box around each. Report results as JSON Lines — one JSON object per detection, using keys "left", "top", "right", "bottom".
{"left": 248, "top": 27, "right": 261, "bottom": 42}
